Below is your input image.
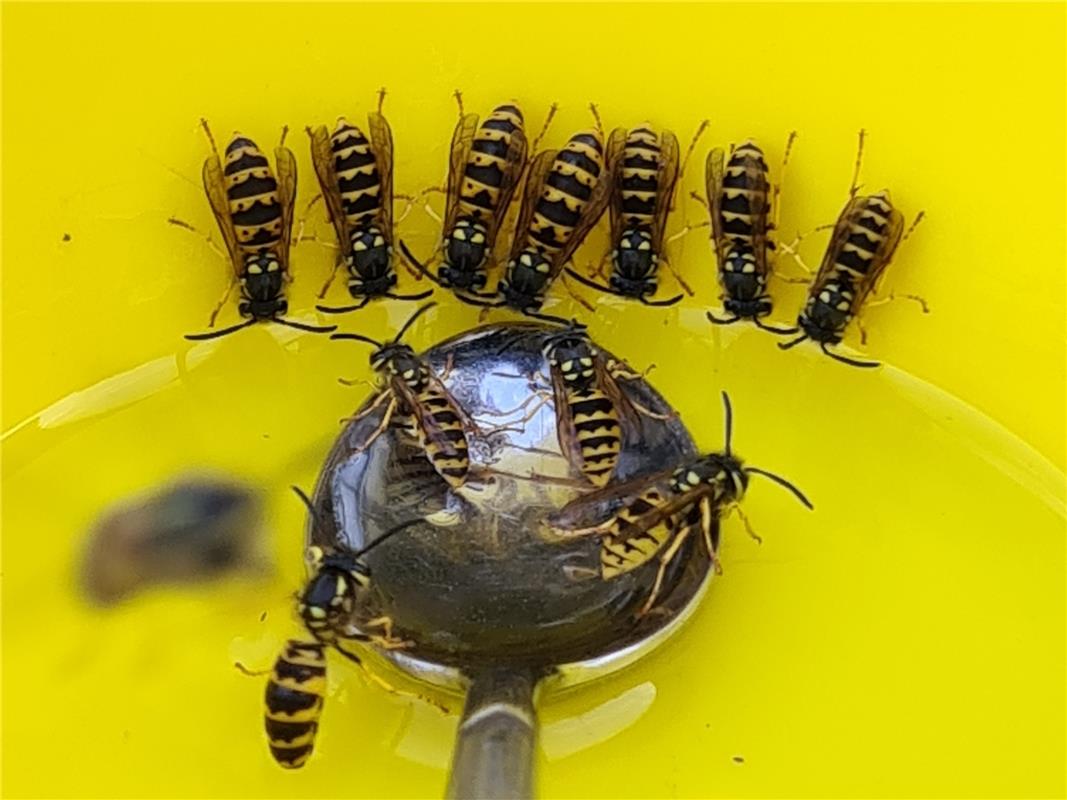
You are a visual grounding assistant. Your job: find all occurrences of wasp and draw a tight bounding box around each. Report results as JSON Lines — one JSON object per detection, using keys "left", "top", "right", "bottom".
{"left": 476, "top": 108, "right": 622, "bottom": 321}
{"left": 546, "top": 393, "right": 812, "bottom": 616}
{"left": 778, "top": 131, "right": 926, "bottom": 367}
{"left": 305, "top": 90, "right": 432, "bottom": 314}
{"left": 504, "top": 323, "right": 668, "bottom": 487}
{"left": 264, "top": 491, "right": 416, "bottom": 769}
{"left": 331, "top": 302, "right": 472, "bottom": 488}
{"left": 177, "top": 122, "right": 337, "bottom": 341}
{"left": 566, "top": 122, "right": 707, "bottom": 306}
{"left": 698, "top": 134, "right": 798, "bottom": 332}
{"left": 399, "top": 95, "right": 553, "bottom": 304}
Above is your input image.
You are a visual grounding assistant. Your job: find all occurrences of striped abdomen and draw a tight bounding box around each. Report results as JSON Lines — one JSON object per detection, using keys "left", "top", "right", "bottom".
{"left": 619, "top": 126, "right": 662, "bottom": 228}
{"left": 264, "top": 640, "right": 326, "bottom": 769}
{"left": 456, "top": 104, "right": 524, "bottom": 221}
{"left": 224, "top": 136, "right": 284, "bottom": 251}
{"left": 828, "top": 192, "right": 896, "bottom": 279}
{"left": 600, "top": 487, "right": 675, "bottom": 578}
{"left": 527, "top": 130, "right": 606, "bottom": 253}
{"left": 411, "top": 389, "right": 469, "bottom": 488}
{"left": 331, "top": 120, "right": 383, "bottom": 231}
{"left": 719, "top": 141, "right": 770, "bottom": 249}
{"left": 566, "top": 388, "right": 622, "bottom": 487}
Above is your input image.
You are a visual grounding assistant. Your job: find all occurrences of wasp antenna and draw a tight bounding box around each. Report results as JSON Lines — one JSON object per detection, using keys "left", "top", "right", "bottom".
{"left": 290, "top": 485, "right": 331, "bottom": 538}
{"left": 822, "top": 342, "right": 880, "bottom": 369}
{"left": 754, "top": 318, "right": 800, "bottom": 335}
{"left": 351, "top": 517, "right": 425, "bottom": 560}
{"left": 721, "top": 391, "right": 733, "bottom": 455}
{"left": 777, "top": 333, "right": 809, "bottom": 351}
{"left": 707, "top": 311, "right": 740, "bottom": 326}
{"left": 398, "top": 240, "right": 443, "bottom": 287}
{"left": 184, "top": 318, "right": 257, "bottom": 341}
{"left": 273, "top": 318, "right": 338, "bottom": 335}
{"left": 745, "top": 467, "right": 814, "bottom": 510}
{"left": 330, "top": 332, "right": 383, "bottom": 348}
{"left": 393, "top": 301, "right": 438, "bottom": 343}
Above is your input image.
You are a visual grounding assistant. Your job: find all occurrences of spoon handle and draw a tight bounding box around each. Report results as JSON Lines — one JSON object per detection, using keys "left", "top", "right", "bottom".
{"left": 446, "top": 666, "right": 543, "bottom": 800}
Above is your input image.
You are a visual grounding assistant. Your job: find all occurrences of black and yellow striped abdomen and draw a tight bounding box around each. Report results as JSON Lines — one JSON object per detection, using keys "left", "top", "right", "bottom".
{"left": 330, "top": 121, "right": 383, "bottom": 231}
{"left": 829, "top": 192, "right": 895, "bottom": 279}
{"left": 566, "top": 388, "right": 622, "bottom": 487}
{"left": 527, "top": 130, "right": 606, "bottom": 253}
{"left": 264, "top": 640, "right": 327, "bottom": 769}
{"left": 224, "top": 136, "right": 285, "bottom": 251}
{"left": 600, "top": 488, "right": 674, "bottom": 578}
{"left": 719, "top": 140, "right": 770, "bottom": 248}
{"left": 619, "top": 126, "right": 662, "bottom": 228}
{"left": 457, "top": 104, "right": 524, "bottom": 221}
{"left": 410, "top": 389, "right": 470, "bottom": 489}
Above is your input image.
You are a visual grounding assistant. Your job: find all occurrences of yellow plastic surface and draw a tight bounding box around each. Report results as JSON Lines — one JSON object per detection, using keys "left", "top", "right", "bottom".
{"left": 2, "top": 3, "right": 1064, "bottom": 798}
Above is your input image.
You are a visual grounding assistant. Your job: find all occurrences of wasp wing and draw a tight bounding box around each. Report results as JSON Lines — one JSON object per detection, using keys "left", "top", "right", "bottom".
{"left": 485, "top": 120, "right": 528, "bottom": 247}
{"left": 550, "top": 126, "right": 627, "bottom": 277}
{"left": 201, "top": 154, "right": 243, "bottom": 277}
{"left": 442, "top": 112, "right": 479, "bottom": 237}
{"left": 307, "top": 124, "right": 351, "bottom": 251}
{"left": 705, "top": 147, "right": 727, "bottom": 264}
{"left": 606, "top": 126, "right": 629, "bottom": 249}
{"left": 548, "top": 362, "right": 586, "bottom": 480}
{"left": 851, "top": 198, "right": 905, "bottom": 312}
{"left": 508, "top": 149, "right": 558, "bottom": 263}
{"left": 274, "top": 145, "right": 298, "bottom": 274}
{"left": 813, "top": 195, "right": 867, "bottom": 288}
{"left": 367, "top": 111, "right": 394, "bottom": 238}
{"left": 391, "top": 376, "right": 470, "bottom": 485}
{"left": 650, "top": 129, "right": 680, "bottom": 253}
{"left": 553, "top": 479, "right": 717, "bottom": 541}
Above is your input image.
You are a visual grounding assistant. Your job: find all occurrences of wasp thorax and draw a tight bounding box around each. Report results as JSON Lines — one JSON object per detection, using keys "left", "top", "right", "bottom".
{"left": 545, "top": 334, "right": 596, "bottom": 383}
{"left": 614, "top": 228, "right": 656, "bottom": 279}
{"left": 348, "top": 225, "right": 391, "bottom": 278}
{"left": 445, "top": 219, "right": 489, "bottom": 273}
{"left": 515, "top": 249, "right": 551, "bottom": 276}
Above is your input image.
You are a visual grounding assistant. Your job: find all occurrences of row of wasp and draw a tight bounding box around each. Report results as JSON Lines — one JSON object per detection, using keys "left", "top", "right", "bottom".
{"left": 261, "top": 302, "right": 814, "bottom": 769}
{"left": 174, "top": 91, "right": 925, "bottom": 369}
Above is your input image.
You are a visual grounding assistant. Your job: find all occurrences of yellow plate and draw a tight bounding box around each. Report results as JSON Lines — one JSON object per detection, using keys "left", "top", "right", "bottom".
{"left": 2, "top": 3, "right": 1063, "bottom": 798}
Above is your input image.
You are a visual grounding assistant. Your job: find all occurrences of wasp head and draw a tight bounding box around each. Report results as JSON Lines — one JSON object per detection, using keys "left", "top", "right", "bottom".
{"left": 443, "top": 219, "right": 490, "bottom": 281}
{"left": 613, "top": 228, "right": 657, "bottom": 283}
{"left": 239, "top": 252, "right": 286, "bottom": 318}
{"left": 347, "top": 225, "right": 392, "bottom": 282}
{"left": 298, "top": 546, "right": 371, "bottom": 639}
{"left": 370, "top": 342, "right": 424, "bottom": 390}
{"left": 719, "top": 244, "right": 766, "bottom": 304}
{"left": 543, "top": 325, "right": 596, "bottom": 385}
{"left": 671, "top": 454, "right": 748, "bottom": 505}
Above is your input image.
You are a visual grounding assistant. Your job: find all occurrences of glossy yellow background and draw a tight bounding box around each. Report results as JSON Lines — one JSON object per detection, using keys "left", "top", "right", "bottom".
{"left": 2, "top": 3, "right": 1064, "bottom": 799}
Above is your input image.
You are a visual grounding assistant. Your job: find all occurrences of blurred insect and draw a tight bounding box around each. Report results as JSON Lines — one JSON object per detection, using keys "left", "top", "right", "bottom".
{"left": 697, "top": 134, "right": 798, "bottom": 332}
{"left": 399, "top": 94, "right": 555, "bottom": 305}
{"left": 778, "top": 131, "right": 926, "bottom": 367}
{"left": 264, "top": 490, "right": 417, "bottom": 769}
{"left": 472, "top": 107, "right": 622, "bottom": 321}
{"left": 503, "top": 323, "right": 668, "bottom": 487}
{"left": 175, "top": 121, "right": 336, "bottom": 340}
{"left": 306, "top": 90, "right": 432, "bottom": 314}
{"left": 546, "top": 392, "right": 812, "bottom": 616}
{"left": 330, "top": 302, "right": 472, "bottom": 488}
{"left": 566, "top": 121, "right": 708, "bottom": 306}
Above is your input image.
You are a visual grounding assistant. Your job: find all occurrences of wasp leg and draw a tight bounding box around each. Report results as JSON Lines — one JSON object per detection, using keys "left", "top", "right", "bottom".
{"left": 638, "top": 526, "right": 693, "bottom": 617}
{"left": 318, "top": 255, "right": 347, "bottom": 299}
{"left": 608, "top": 360, "right": 657, "bottom": 382}
{"left": 207, "top": 278, "right": 239, "bottom": 326}
{"left": 849, "top": 129, "right": 867, "bottom": 197}
{"left": 659, "top": 256, "right": 694, "bottom": 296}
{"left": 700, "top": 514, "right": 724, "bottom": 577}
{"left": 729, "top": 504, "right": 763, "bottom": 545}
{"left": 864, "top": 292, "right": 930, "bottom": 314}
{"left": 560, "top": 273, "right": 597, "bottom": 312}
{"left": 361, "top": 616, "right": 412, "bottom": 650}
{"left": 677, "top": 121, "right": 710, "bottom": 199}
{"left": 531, "top": 102, "right": 559, "bottom": 152}
{"left": 295, "top": 193, "right": 325, "bottom": 247}
{"left": 562, "top": 564, "right": 601, "bottom": 581}
{"left": 775, "top": 234, "right": 819, "bottom": 282}
{"left": 168, "top": 217, "right": 229, "bottom": 263}
{"left": 588, "top": 250, "right": 612, "bottom": 280}
{"left": 333, "top": 641, "right": 449, "bottom": 712}
{"left": 234, "top": 661, "right": 269, "bottom": 677}
{"left": 769, "top": 131, "right": 799, "bottom": 244}
{"left": 340, "top": 389, "right": 392, "bottom": 427}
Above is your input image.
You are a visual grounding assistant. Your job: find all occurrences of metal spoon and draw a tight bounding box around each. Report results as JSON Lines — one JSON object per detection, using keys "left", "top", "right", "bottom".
{"left": 310, "top": 322, "right": 711, "bottom": 799}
